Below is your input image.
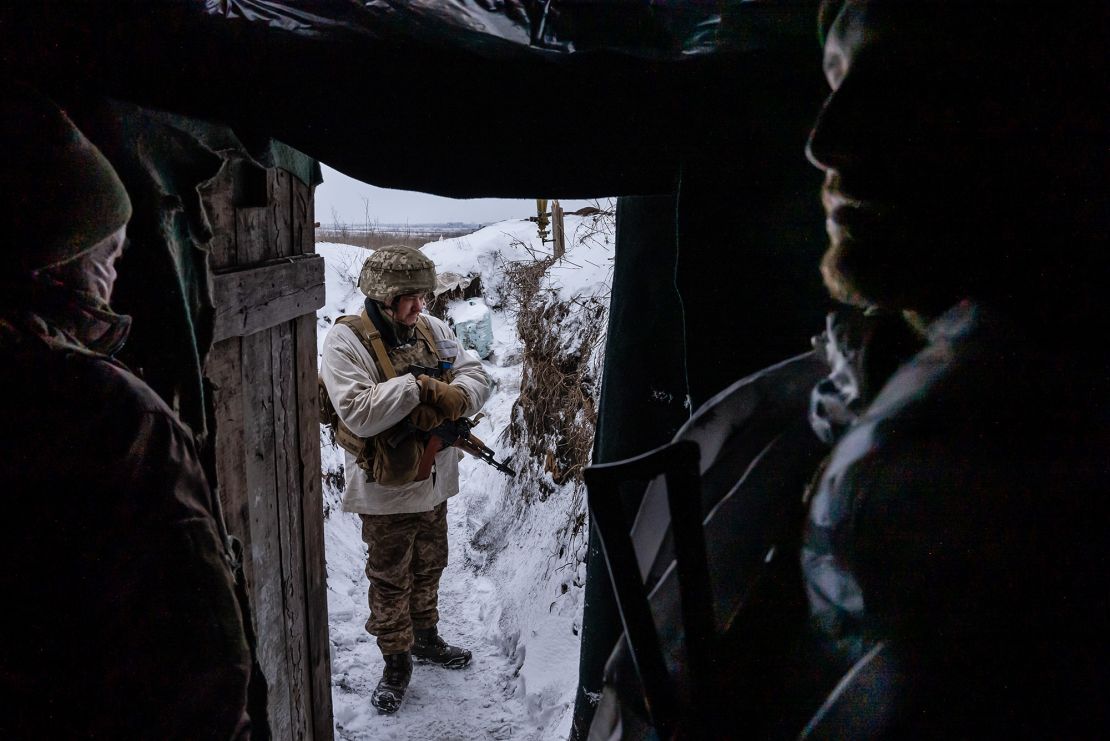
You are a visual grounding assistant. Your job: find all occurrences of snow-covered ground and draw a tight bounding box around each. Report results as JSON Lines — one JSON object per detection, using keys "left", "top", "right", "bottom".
{"left": 316, "top": 212, "right": 613, "bottom": 740}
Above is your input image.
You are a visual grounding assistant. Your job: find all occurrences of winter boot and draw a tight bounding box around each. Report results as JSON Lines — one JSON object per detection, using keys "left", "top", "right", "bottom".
{"left": 412, "top": 627, "right": 472, "bottom": 669}
{"left": 371, "top": 652, "right": 413, "bottom": 714}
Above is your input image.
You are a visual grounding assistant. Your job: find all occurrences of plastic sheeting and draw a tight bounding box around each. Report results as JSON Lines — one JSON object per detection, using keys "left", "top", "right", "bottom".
{"left": 207, "top": 0, "right": 818, "bottom": 59}
{"left": 2, "top": 1, "right": 822, "bottom": 198}
{"left": 449, "top": 297, "right": 495, "bottom": 360}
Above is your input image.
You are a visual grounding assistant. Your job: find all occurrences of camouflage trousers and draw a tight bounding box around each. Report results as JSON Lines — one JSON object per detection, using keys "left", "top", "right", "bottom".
{"left": 359, "top": 502, "right": 448, "bottom": 655}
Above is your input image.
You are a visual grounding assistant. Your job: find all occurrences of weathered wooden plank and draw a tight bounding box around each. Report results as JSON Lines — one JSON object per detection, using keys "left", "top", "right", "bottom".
{"left": 241, "top": 328, "right": 293, "bottom": 739}
{"left": 237, "top": 204, "right": 272, "bottom": 266}
{"left": 271, "top": 169, "right": 294, "bottom": 259}
{"left": 207, "top": 337, "right": 255, "bottom": 592}
{"left": 206, "top": 164, "right": 333, "bottom": 737}
{"left": 212, "top": 255, "right": 325, "bottom": 342}
{"left": 292, "top": 176, "right": 315, "bottom": 256}
{"left": 296, "top": 311, "right": 334, "bottom": 740}
{"left": 293, "top": 180, "right": 333, "bottom": 739}
{"left": 271, "top": 320, "right": 311, "bottom": 740}
{"left": 200, "top": 158, "right": 239, "bottom": 271}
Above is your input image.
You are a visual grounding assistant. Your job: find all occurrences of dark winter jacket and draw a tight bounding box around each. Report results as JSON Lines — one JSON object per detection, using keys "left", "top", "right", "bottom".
{"left": 0, "top": 309, "right": 252, "bottom": 739}
{"left": 803, "top": 301, "right": 1110, "bottom": 737}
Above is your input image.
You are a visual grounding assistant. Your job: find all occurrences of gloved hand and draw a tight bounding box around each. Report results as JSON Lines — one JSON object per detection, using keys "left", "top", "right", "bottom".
{"left": 409, "top": 402, "right": 446, "bottom": 431}
{"left": 417, "top": 375, "right": 469, "bottom": 420}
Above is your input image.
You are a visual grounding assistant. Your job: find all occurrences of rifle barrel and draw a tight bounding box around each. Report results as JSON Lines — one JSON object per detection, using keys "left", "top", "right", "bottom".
{"left": 458, "top": 435, "right": 515, "bottom": 476}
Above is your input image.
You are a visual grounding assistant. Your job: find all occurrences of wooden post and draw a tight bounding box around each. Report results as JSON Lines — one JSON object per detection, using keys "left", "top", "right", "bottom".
{"left": 536, "top": 197, "right": 550, "bottom": 243}
{"left": 552, "top": 199, "right": 566, "bottom": 259}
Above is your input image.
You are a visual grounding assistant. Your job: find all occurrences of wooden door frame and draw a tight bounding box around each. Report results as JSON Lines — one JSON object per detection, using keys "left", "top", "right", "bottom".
{"left": 203, "top": 158, "right": 333, "bottom": 740}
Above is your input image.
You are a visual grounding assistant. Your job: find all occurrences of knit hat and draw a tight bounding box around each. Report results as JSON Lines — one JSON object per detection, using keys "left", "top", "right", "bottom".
{"left": 1, "top": 82, "right": 132, "bottom": 274}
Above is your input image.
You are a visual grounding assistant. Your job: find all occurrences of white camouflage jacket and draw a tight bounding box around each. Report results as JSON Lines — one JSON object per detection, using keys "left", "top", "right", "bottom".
{"left": 320, "top": 312, "right": 492, "bottom": 514}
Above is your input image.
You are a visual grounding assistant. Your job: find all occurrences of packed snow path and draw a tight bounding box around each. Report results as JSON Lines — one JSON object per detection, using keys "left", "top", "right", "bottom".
{"left": 328, "top": 494, "right": 541, "bottom": 740}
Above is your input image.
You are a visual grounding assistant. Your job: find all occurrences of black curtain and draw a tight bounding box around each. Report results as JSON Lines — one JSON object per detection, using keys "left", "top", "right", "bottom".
{"left": 573, "top": 47, "right": 830, "bottom": 735}
{"left": 573, "top": 194, "right": 691, "bottom": 738}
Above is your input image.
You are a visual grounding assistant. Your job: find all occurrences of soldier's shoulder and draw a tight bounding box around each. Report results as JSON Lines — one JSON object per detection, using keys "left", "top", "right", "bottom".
{"left": 81, "top": 354, "right": 174, "bottom": 416}
{"left": 2, "top": 347, "right": 193, "bottom": 472}
{"left": 16, "top": 347, "right": 174, "bottom": 421}
{"left": 323, "top": 318, "right": 363, "bottom": 348}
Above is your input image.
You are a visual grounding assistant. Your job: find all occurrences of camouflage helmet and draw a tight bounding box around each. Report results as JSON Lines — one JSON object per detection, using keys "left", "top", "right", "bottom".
{"left": 358, "top": 245, "right": 437, "bottom": 303}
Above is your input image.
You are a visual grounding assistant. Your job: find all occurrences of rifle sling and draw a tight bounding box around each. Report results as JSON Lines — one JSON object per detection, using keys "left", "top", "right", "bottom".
{"left": 359, "top": 310, "right": 397, "bottom": 379}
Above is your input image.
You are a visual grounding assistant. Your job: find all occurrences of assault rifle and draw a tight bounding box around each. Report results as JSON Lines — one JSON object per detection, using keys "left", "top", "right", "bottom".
{"left": 408, "top": 363, "right": 450, "bottom": 379}
{"left": 415, "top": 415, "right": 515, "bottom": 480}
{"left": 393, "top": 363, "right": 515, "bottom": 479}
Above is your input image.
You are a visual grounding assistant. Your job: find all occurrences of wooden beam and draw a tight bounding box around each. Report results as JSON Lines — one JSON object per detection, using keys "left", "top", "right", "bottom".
{"left": 292, "top": 177, "right": 315, "bottom": 256}
{"left": 212, "top": 255, "right": 325, "bottom": 342}
{"left": 295, "top": 311, "right": 334, "bottom": 740}
{"left": 271, "top": 319, "right": 311, "bottom": 739}
{"left": 208, "top": 337, "right": 253, "bottom": 591}
{"left": 271, "top": 168, "right": 295, "bottom": 259}
{"left": 241, "top": 327, "right": 294, "bottom": 738}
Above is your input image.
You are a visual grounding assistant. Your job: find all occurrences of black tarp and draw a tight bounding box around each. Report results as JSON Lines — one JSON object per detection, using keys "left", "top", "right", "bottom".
{"left": 581, "top": 194, "right": 691, "bottom": 738}
{"left": 1, "top": 0, "right": 820, "bottom": 198}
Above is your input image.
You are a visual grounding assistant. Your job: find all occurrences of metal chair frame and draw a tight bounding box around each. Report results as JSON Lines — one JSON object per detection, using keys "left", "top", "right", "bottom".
{"left": 584, "top": 439, "right": 716, "bottom": 739}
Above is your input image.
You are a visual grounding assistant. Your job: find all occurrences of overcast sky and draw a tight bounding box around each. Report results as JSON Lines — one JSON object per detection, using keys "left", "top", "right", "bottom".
{"left": 315, "top": 164, "right": 600, "bottom": 226}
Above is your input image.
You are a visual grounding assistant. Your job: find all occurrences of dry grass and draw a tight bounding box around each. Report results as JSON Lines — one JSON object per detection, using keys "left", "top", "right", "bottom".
{"left": 502, "top": 246, "right": 607, "bottom": 495}
{"left": 317, "top": 199, "right": 475, "bottom": 250}
{"left": 315, "top": 227, "right": 475, "bottom": 251}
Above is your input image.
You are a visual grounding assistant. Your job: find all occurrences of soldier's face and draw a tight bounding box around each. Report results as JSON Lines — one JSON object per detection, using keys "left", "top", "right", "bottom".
{"left": 388, "top": 293, "right": 426, "bottom": 326}
{"left": 805, "top": 1, "right": 1014, "bottom": 316}
{"left": 45, "top": 226, "right": 127, "bottom": 305}
{"left": 89, "top": 227, "right": 127, "bottom": 304}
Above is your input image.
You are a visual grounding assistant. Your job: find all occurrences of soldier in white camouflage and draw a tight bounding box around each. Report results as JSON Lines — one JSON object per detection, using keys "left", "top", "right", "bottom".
{"left": 320, "top": 245, "right": 492, "bottom": 714}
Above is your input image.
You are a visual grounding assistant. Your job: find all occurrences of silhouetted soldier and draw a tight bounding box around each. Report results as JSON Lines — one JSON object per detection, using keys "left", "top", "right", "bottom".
{"left": 801, "top": 1, "right": 1107, "bottom": 736}
{"left": 0, "top": 84, "right": 258, "bottom": 739}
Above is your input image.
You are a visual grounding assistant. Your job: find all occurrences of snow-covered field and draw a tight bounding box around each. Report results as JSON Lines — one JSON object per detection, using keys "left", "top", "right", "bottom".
{"left": 316, "top": 213, "right": 613, "bottom": 740}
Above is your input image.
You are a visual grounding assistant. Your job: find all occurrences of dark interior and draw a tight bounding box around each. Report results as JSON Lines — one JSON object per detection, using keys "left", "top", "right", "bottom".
{"left": 4, "top": 1, "right": 861, "bottom": 736}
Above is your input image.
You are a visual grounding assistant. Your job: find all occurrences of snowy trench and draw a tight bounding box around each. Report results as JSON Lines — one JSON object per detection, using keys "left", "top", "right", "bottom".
{"left": 316, "top": 215, "right": 613, "bottom": 740}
